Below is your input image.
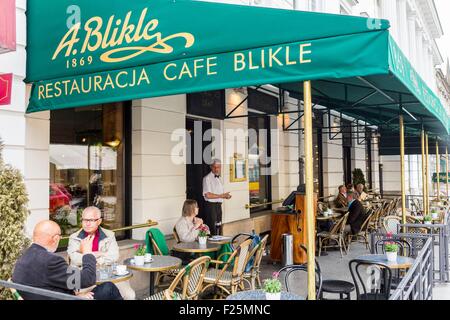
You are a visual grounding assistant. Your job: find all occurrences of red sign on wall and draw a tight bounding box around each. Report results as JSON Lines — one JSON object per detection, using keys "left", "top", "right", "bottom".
{"left": 0, "top": 74, "right": 13, "bottom": 105}
{"left": 0, "top": 0, "right": 16, "bottom": 53}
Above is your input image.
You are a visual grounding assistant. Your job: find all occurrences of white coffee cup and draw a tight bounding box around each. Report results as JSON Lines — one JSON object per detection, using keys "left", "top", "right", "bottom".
{"left": 144, "top": 253, "right": 152, "bottom": 263}
{"left": 116, "top": 265, "right": 127, "bottom": 275}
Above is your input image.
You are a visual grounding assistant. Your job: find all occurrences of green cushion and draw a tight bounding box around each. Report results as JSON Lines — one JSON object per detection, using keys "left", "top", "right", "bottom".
{"left": 145, "top": 228, "right": 170, "bottom": 256}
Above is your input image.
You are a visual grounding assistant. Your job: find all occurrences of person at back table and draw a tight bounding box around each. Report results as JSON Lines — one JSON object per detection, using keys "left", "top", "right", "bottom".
{"left": 345, "top": 193, "right": 368, "bottom": 235}
{"left": 334, "top": 185, "right": 348, "bottom": 208}
{"left": 67, "top": 206, "right": 135, "bottom": 300}
{"left": 175, "top": 199, "right": 205, "bottom": 243}
{"left": 356, "top": 183, "right": 368, "bottom": 201}
{"left": 12, "top": 220, "right": 122, "bottom": 300}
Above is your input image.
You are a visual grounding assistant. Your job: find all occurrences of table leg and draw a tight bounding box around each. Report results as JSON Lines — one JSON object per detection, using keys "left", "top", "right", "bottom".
{"left": 149, "top": 272, "right": 155, "bottom": 296}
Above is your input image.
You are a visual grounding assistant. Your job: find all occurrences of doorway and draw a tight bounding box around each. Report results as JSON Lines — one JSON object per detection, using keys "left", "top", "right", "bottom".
{"left": 186, "top": 117, "right": 213, "bottom": 222}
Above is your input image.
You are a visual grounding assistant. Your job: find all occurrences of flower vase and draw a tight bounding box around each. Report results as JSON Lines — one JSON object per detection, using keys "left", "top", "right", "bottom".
{"left": 134, "top": 255, "right": 145, "bottom": 266}
{"left": 265, "top": 292, "right": 281, "bottom": 300}
{"left": 198, "top": 236, "right": 208, "bottom": 246}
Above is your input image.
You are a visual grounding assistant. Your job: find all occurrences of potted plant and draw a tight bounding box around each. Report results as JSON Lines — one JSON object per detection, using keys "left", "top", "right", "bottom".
{"left": 431, "top": 208, "right": 439, "bottom": 220}
{"left": 133, "top": 244, "right": 146, "bottom": 266}
{"left": 424, "top": 215, "right": 433, "bottom": 225}
{"left": 384, "top": 242, "right": 398, "bottom": 262}
{"left": 264, "top": 272, "right": 282, "bottom": 300}
{"left": 197, "top": 225, "right": 210, "bottom": 245}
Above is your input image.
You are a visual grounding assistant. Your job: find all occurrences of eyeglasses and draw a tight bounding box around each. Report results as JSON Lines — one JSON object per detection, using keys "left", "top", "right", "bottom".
{"left": 82, "top": 218, "right": 101, "bottom": 223}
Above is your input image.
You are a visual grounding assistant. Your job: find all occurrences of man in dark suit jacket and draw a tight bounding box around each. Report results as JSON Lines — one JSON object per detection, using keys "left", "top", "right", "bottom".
{"left": 346, "top": 193, "right": 368, "bottom": 235}
{"left": 12, "top": 220, "right": 122, "bottom": 300}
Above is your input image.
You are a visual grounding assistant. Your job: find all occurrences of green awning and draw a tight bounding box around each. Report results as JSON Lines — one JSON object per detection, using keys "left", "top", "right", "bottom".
{"left": 25, "top": 0, "right": 448, "bottom": 135}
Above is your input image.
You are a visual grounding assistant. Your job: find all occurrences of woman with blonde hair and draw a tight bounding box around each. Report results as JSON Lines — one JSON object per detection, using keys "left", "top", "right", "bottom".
{"left": 175, "top": 199, "right": 207, "bottom": 243}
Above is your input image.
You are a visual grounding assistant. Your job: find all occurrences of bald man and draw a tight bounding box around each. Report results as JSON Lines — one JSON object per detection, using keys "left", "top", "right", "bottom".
{"left": 12, "top": 220, "right": 122, "bottom": 300}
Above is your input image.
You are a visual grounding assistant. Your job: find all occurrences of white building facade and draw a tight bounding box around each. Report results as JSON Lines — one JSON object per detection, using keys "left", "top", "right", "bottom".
{"left": 0, "top": 0, "right": 445, "bottom": 240}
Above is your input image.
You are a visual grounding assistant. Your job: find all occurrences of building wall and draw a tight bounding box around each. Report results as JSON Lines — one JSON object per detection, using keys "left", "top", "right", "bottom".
{"left": 0, "top": 0, "right": 443, "bottom": 236}
{"left": 0, "top": 0, "right": 50, "bottom": 237}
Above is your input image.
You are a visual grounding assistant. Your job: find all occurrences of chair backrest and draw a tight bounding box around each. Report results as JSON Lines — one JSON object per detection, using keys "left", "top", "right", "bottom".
{"left": 231, "top": 239, "right": 253, "bottom": 278}
{"left": 382, "top": 216, "right": 401, "bottom": 234}
{"left": 360, "top": 210, "right": 374, "bottom": 232}
{"left": 173, "top": 227, "right": 181, "bottom": 244}
{"left": 0, "top": 279, "right": 85, "bottom": 300}
{"left": 329, "top": 213, "right": 349, "bottom": 235}
{"left": 252, "top": 235, "right": 269, "bottom": 272}
{"left": 349, "top": 259, "right": 392, "bottom": 300}
{"left": 145, "top": 228, "right": 169, "bottom": 255}
{"left": 181, "top": 256, "right": 211, "bottom": 300}
{"left": 374, "top": 239, "right": 412, "bottom": 257}
{"left": 277, "top": 264, "right": 322, "bottom": 299}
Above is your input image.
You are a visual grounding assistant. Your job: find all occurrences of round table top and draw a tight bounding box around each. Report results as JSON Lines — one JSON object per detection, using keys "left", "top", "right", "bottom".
{"left": 124, "top": 255, "right": 182, "bottom": 272}
{"left": 207, "top": 236, "right": 233, "bottom": 245}
{"left": 96, "top": 270, "right": 133, "bottom": 285}
{"left": 317, "top": 213, "right": 342, "bottom": 221}
{"left": 356, "top": 254, "right": 415, "bottom": 269}
{"left": 172, "top": 242, "right": 221, "bottom": 253}
{"left": 226, "top": 290, "right": 304, "bottom": 301}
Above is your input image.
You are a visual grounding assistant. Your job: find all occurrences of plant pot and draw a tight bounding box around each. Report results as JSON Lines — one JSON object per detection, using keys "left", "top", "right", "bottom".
{"left": 265, "top": 292, "right": 281, "bottom": 300}
{"left": 198, "top": 236, "right": 208, "bottom": 245}
{"left": 432, "top": 213, "right": 439, "bottom": 220}
{"left": 134, "top": 255, "right": 145, "bottom": 266}
{"left": 424, "top": 221, "right": 433, "bottom": 225}
{"left": 386, "top": 252, "right": 397, "bottom": 262}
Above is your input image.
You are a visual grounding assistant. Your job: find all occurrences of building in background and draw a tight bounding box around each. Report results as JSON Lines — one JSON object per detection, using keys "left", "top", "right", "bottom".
{"left": 0, "top": 0, "right": 446, "bottom": 241}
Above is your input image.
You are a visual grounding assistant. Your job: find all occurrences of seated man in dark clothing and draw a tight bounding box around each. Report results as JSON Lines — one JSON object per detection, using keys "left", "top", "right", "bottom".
{"left": 12, "top": 220, "right": 122, "bottom": 300}
{"left": 345, "top": 193, "right": 368, "bottom": 235}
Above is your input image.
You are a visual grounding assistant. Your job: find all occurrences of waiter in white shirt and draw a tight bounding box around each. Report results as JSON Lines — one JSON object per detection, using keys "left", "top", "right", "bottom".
{"left": 202, "top": 159, "right": 231, "bottom": 235}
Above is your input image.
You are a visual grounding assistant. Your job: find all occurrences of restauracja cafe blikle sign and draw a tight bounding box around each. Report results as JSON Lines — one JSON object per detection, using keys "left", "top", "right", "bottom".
{"left": 26, "top": 3, "right": 389, "bottom": 112}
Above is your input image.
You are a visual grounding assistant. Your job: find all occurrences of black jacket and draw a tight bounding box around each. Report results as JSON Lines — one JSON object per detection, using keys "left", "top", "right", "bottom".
{"left": 12, "top": 243, "right": 96, "bottom": 300}
{"left": 347, "top": 200, "right": 368, "bottom": 235}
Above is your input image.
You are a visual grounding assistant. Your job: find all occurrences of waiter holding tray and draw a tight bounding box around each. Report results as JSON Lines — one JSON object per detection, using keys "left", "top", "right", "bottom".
{"left": 203, "top": 159, "right": 231, "bottom": 235}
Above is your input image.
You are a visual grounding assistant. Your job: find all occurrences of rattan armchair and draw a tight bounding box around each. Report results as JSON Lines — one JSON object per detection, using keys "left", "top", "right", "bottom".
{"left": 201, "top": 239, "right": 253, "bottom": 299}
{"left": 317, "top": 213, "right": 349, "bottom": 258}
{"left": 347, "top": 210, "right": 374, "bottom": 251}
{"left": 243, "top": 234, "right": 269, "bottom": 290}
{"left": 146, "top": 256, "right": 210, "bottom": 300}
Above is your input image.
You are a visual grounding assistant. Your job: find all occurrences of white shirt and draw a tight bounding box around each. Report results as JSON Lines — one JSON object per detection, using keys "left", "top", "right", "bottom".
{"left": 203, "top": 171, "right": 224, "bottom": 203}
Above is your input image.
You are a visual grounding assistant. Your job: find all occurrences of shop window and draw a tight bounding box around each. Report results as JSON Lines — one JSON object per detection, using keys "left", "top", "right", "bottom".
{"left": 49, "top": 103, "right": 130, "bottom": 241}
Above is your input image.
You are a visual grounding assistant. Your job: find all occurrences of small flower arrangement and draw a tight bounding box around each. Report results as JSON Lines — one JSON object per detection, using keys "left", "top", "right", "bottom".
{"left": 264, "top": 272, "right": 282, "bottom": 294}
{"left": 133, "top": 244, "right": 146, "bottom": 256}
{"left": 384, "top": 242, "right": 398, "bottom": 253}
{"left": 197, "top": 224, "right": 210, "bottom": 238}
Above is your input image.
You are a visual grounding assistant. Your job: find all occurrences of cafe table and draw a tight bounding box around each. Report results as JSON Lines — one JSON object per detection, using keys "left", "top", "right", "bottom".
{"left": 316, "top": 213, "right": 342, "bottom": 221}
{"left": 226, "top": 290, "right": 304, "bottom": 300}
{"left": 172, "top": 242, "right": 221, "bottom": 254}
{"left": 124, "top": 255, "right": 182, "bottom": 295}
{"left": 207, "top": 235, "right": 233, "bottom": 245}
{"left": 355, "top": 254, "right": 415, "bottom": 270}
{"left": 96, "top": 269, "right": 133, "bottom": 285}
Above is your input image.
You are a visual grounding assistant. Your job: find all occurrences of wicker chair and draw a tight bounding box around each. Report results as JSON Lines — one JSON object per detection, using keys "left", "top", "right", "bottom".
{"left": 317, "top": 213, "right": 349, "bottom": 258}
{"left": 173, "top": 227, "right": 181, "bottom": 244}
{"left": 382, "top": 215, "right": 402, "bottom": 234}
{"left": 201, "top": 239, "right": 253, "bottom": 299}
{"left": 347, "top": 210, "right": 374, "bottom": 251}
{"left": 243, "top": 234, "right": 269, "bottom": 290}
{"left": 150, "top": 237, "right": 180, "bottom": 289}
{"left": 146, "top": 256, "right": 210, "bottom": 300}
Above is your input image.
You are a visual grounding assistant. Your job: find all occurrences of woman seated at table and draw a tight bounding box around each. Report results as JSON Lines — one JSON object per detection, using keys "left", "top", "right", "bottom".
{"left": 175, "top": 199, "right": 206, "bottom": 243}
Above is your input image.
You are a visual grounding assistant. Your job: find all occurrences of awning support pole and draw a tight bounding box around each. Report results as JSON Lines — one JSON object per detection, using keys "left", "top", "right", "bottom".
{"left": 421, "top": 130, "right": 427, "bottom": 215}
{"left": 304, "top": 80, "right": 316, "bottom": 300}
{"left": 400, "top": 115, "right": 406, "bottom": 228}
{"left": 446, "top": 146, "right": 449, "bottom": 200}
{"left": 426, "top": 133, "right": 430, "bottom": 215}
{"left": 436, "top": 140, "right": 440, "bottom": 201}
